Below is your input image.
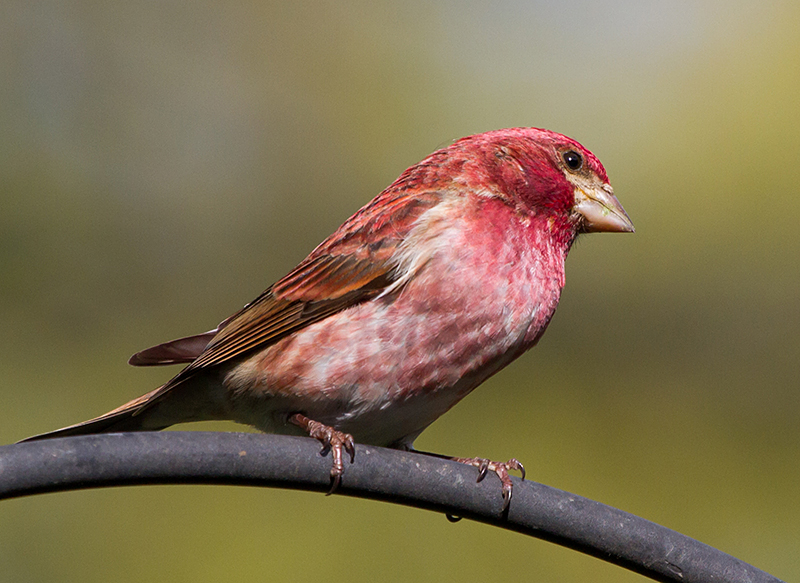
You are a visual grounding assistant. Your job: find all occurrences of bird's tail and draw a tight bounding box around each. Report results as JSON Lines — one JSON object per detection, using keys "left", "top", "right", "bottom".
{"left": 19, "top": 386, "right": 173, "bottom": 442}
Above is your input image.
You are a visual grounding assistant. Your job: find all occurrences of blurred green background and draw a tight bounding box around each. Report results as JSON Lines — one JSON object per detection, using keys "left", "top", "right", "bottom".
{"left": 2, "top": 1, "right": 799, "bottom": 581}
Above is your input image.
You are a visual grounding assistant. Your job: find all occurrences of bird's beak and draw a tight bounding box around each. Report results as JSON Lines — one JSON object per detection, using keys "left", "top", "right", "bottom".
{"left": 574, "top": 183, "right": 635, "bottom": 233}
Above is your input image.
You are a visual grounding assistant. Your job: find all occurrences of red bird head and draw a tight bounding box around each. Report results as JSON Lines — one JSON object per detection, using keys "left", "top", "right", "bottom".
{"left": 412, "top": 127, "right": 634, "bottom": 240}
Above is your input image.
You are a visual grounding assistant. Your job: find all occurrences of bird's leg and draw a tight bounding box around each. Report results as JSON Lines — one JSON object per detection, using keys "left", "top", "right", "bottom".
{"left": 450, "top": 456, "right": 525, "bottom": 512}
{"left": 408, "top": 448, "right": 525, "bottom": 513}
{"left": 288, "top": 413, "right": 355, "bottom": 494}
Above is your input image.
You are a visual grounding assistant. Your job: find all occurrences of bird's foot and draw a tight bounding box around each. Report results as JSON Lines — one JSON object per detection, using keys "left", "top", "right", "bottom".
{"left": 450, "top": 456, "right": 526, "bottom": 512}
{"left": 289, "top": 413, "right": 355, "bottom": 494}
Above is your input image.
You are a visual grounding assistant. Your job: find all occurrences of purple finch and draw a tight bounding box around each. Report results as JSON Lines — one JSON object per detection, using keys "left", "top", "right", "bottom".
{"left": 23, "top": 128, "right": 633, "bottom": 506}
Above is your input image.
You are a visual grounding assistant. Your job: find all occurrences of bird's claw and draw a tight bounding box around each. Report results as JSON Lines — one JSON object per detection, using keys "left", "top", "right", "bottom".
{"left": 289, "top": 413, "right": 355, "bottom": 494}
{"left": 452, "top": 456, "right": 525, "bottom": 513}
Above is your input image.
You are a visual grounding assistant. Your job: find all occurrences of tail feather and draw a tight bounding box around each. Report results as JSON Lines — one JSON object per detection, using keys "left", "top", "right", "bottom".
{"left": 19, "top": 386, "right": 170, "bottom": 443}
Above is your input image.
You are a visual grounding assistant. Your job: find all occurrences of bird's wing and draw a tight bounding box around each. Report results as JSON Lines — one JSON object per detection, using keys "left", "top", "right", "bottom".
{"left": 130, "top": 190, "right": 443, "bottom": 377}
{"left": 128, "top": 331, "right": 219, "bottom": 366}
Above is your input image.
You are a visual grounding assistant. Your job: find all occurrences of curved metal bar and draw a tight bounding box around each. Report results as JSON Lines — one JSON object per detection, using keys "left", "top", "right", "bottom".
{"left": 0, "top": 432, "right": 783, "bottom": 583}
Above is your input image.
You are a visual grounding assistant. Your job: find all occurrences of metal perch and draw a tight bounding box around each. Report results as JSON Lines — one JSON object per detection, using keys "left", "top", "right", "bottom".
{"left": 0, "top": 432, "right": 783, "bottom": 583}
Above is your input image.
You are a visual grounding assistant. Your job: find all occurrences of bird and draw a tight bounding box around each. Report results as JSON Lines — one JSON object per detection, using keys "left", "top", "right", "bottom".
{"left": 22, "top": 127, "right": 633, "bottom": 508}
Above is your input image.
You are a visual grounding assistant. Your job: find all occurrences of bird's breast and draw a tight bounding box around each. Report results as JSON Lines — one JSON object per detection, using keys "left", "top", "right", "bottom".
{"left": 224, "top": 198, "right": 568, "bottom": 445}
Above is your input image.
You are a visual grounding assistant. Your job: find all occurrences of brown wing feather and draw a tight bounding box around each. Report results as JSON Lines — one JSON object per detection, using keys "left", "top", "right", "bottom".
{"left": 129, "top": 331, "right": 218, "bottom": 366}
{"left": 21, "top": 171, "right": 449, "bottom": 434}
{"left": 156, "top": 190, "right": 444, "bottom": 389}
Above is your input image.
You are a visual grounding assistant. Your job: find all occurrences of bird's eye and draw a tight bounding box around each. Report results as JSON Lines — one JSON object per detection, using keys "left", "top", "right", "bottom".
{"left": 561, "top": 150, "right": 583, "bottom": 172}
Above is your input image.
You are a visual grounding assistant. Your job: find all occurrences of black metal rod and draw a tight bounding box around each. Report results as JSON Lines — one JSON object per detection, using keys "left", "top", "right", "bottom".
{"left": 0, "top": 432, "right": 783, "bottom": 583}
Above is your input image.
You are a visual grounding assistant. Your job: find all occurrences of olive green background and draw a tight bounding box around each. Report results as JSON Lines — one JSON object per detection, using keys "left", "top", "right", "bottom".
{"left": 2, "top": 1, "right": 798, "bottom": 581}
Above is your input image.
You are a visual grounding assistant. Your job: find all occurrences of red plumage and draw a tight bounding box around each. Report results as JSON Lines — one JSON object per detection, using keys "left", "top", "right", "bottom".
{"left": 23, "top": 127, "right": 633, "bottom": 501}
